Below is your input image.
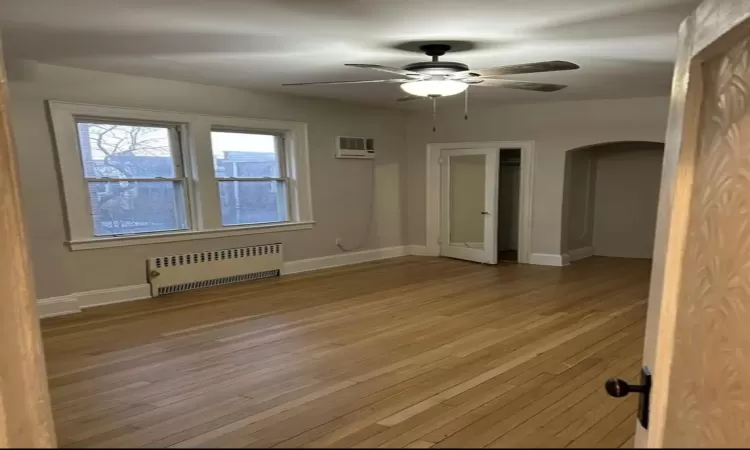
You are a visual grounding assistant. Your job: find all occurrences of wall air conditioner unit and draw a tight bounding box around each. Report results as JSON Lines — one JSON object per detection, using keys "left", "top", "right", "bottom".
{"left": 336, "top": 136, "right": 375, "bottom": 159}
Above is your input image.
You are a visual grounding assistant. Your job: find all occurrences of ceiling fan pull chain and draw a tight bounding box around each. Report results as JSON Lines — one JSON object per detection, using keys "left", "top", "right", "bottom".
{"left": 464, "top": 87, "right": 469, "bottom": 120}
{"left": 432, "top": 97, "right": 437, "bottom": 132}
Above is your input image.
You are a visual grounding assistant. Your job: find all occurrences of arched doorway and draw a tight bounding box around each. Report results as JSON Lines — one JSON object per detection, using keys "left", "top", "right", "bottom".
{"left": 561, "top": 141, "right": 665, "bottom": 262}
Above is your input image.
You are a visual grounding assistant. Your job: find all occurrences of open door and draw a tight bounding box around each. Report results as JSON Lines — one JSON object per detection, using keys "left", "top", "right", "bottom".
{"left": 0, "top": 35, "right": 56, "bottom": 446}
{"left": 632, "top": 2, "right": 750, "bottom": 447}
{"left": 439, "top": 148, "right": 499, "bottom": 264}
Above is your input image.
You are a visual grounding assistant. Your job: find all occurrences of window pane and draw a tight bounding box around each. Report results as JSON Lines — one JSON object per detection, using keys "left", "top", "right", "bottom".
{"left": 218, "top": 181, "right": 287, "bottom": 226}
{"left": 87, "top": 181, "right": 188, "bottom": 236}
{"left": 211, "top": 131, "right": 280, "bottom": 178}
{"left": 77, "top": 122, "right": 176, "bottom": 179}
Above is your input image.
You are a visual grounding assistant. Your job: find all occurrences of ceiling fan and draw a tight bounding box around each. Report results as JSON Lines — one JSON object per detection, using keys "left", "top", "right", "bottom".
{"left": 282, "top": 44, "right": 580, "bottom": 102}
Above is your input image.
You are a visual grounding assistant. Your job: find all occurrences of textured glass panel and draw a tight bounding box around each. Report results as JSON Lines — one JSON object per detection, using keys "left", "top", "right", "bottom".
{"left": 87, "top": 181, "right": 188, "bottom": 236}
{"left": 450, "top": 154, "right": 486, "bottom": 248}
{"left": 77, "top": 122, "right": 175, "bottom": 179}
{"left": 211, "top": 131, "right": 280, "bottom": 178}
{"left": 218, "top": 181, "right": 287, "bottom": 226}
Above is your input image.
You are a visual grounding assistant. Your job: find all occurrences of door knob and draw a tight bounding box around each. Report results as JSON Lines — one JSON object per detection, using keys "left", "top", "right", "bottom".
{"left": 481, "top": 211, "right": 489, "bottom": 215}
{"left": 604, "top": 367, "right": 652, "bottom": 429}
{"left": 605, "top": 378, "right": 647, "bottom": 397}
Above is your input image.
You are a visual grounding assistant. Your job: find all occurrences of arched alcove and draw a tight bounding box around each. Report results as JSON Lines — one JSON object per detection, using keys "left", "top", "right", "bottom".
{"left": 561, "top": 141, "right": 665, "bottom": 261}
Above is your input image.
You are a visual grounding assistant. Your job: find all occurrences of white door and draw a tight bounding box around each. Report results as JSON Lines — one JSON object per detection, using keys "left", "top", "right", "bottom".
{"left": 439, "top": 148, "right": 499, "bottom": 264}
{"left": 632, "top": 1, "right": 750, "bottom": 447}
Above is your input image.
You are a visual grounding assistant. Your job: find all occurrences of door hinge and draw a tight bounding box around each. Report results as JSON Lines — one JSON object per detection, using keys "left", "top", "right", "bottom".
{"left": 438, "top": 157, "right": 444, "bottom": 165}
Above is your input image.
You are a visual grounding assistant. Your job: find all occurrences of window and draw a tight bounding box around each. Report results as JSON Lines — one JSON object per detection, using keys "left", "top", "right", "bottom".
{"left": 49, "top": 102, "right": 313, "bottom": 250}
{"left": 77, "top": 121, "right": 189, "bottom": 236}
{"left": 211, "top": 131, "right": 288, "bottom": 226}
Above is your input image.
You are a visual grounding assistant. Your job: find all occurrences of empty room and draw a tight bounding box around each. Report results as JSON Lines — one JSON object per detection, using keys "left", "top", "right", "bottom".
{"left": 3, "top": 0, "right": 750, "bottom": 448}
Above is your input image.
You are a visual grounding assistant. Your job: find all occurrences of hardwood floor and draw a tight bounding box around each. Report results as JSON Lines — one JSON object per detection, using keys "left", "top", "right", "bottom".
{"left": 41, "top": 256, "right": 650, "bottom": 448}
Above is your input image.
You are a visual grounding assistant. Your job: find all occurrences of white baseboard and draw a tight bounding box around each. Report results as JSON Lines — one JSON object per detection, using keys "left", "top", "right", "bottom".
{"left": 529, "top": 253, "right": 566, "bottom": 267}
{"left": 39, "top": 246, "right": 423, "bottom": 319}
{"left": 282, "top": 246, "right": 407, "bottom": 275}
{"left": 37, "top": 284, "right": 152, "bottom": 319}
{"left": 37, "top": 295, "right": 80, "bottom": 318}
{"left": 77, "top": 284, "right": 151, "bottom": 309}
{"left": 566, "top": 246, "right": 595, "bottom": 263}
{"left": 406, "top": 245, "right": 432, "bottom": 256}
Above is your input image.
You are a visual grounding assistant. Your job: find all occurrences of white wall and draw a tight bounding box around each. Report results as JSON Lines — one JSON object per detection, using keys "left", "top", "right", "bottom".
{"left": 406, "top": 96, "right": 670, "bottom": 257}
{"left": 8, "top": 63, "right": 672, "bottom": 299}
{"left": 8, "top": 63, "right": 408, "bottom": 299}
{"left": 593, "top": 143, "right": 664, "bottom": 258}
{"left": 562, "top": 149, "right": 597, "bottom": 254}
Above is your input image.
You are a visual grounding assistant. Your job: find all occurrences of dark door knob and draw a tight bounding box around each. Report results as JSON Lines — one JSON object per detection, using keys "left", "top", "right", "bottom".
{"left": 605, "top": 378, "right": 647, "bottom": 397}
{"left": 605, "top": 368, "right": 652, "bottom": 429}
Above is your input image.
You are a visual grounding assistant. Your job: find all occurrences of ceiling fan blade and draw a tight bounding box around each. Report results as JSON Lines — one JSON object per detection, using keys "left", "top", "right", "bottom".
{"left": 345, "top": 63, "right": 422, "bottom": 78}
{"left": 282, "top": 79, "right": 410, "bottom": 86}
{"left": 473, "top": 79, "right": 568, "bottom": 92}
{"left": 455, "top": 60, "right": 579, "bottom": 77}
{"left": 396, "top": 95, "right": 425, "bottom": 102}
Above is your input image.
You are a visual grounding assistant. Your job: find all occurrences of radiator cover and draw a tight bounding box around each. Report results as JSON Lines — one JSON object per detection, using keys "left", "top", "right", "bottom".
{"left": 147, "top": 243, "right": 283, "bottom": 296}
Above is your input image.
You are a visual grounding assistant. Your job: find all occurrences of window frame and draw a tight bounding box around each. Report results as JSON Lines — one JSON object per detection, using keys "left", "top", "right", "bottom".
{"left": 210, "top": 128, "right": 291, "bottom": 227}
{"left": 77, "top": 118, "right": 192, "bottom": 236}
{"left": 48, "top": 101, "right": 314, "bottom": 250}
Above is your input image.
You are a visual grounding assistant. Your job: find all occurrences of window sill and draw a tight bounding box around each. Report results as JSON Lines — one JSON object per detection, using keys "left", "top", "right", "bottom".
{"left": 66, "top": 221, "right": 315, "bottom": 251}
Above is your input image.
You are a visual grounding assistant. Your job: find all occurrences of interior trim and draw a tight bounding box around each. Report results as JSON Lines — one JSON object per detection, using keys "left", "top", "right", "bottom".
{"left": 67, "top": 221, "right": 315, "bottom": 250}
{"left": 425, "top": 140, "right": 535, "bottom": 264}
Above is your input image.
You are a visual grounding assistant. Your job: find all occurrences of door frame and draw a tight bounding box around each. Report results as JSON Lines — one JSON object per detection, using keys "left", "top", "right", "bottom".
{"left": 638, "top": 1, "right": 750, "bottom": 447}
{"left": 425, "top": 141, "right": 535, "bottom": 263}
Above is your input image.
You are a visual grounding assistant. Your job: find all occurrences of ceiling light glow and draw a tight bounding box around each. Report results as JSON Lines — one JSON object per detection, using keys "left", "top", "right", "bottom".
{"left": 400, "top": 80, "right": 469, "bottom": 97}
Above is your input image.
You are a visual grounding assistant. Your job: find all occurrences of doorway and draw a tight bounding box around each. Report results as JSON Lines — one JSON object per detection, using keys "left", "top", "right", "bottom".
{"left": 429, "top": 142, "right": 533, "bottom": 264}
{"left": 561, "top": 141, "right": 664, "bottom": 263}
{"left": 497, "top": 149, "right": 521, "bottom": 263}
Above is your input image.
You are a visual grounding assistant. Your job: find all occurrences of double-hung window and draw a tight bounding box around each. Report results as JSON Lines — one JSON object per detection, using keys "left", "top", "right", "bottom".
{"left": 210, "top": 130, "right": 288, "bottom": 226}
{"left": 49, "top": 102, "right": 313, "bottom": 250}
{"left": 77, "top": 121, "right": 189, "bottom": 236}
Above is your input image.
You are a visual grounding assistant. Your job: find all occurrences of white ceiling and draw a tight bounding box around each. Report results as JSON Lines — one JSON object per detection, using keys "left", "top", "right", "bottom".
{"left": 0, "top": 0, "right": 699, "bottom": 108}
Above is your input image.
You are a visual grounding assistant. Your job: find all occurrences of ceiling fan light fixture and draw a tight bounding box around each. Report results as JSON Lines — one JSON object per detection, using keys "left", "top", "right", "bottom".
{"left": 400, "top": 79, "right": 468, "bottom": 97}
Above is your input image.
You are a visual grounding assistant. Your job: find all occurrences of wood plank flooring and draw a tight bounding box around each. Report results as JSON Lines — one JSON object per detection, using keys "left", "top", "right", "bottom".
{"left": 41, "top": 256, "right": 650, "bottom": 448}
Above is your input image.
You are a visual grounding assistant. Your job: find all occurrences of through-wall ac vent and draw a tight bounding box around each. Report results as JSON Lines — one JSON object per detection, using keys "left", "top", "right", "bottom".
{"left": 147, "top": 243, "right": 283, "bottom": 297}
{"left": 336, "top": 136, "right": 375, "bottom": 159}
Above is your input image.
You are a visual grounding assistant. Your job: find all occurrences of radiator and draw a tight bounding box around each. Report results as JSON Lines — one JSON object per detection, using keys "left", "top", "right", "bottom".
{"left": 147, "top": 243, "right": 283, "bottom": 296}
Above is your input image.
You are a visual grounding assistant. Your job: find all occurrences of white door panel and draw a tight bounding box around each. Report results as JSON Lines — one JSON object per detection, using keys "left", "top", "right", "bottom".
{"left": 439, "top": 148, "right": 499, "bottom": 264}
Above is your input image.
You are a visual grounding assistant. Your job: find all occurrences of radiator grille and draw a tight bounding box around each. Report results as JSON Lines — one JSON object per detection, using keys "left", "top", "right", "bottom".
{"left": 152, "top": 243, "right": 281, "bottom": 269}
{"left": 147, "top": 243, "right": 283, "bottom": 297}
{"left": 157, "top": 269, "right": 280, "bottom": 295}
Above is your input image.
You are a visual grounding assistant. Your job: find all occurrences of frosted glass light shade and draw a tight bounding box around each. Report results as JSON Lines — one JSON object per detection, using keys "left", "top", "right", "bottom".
{"left": 400, "top": 80, "right": 469, "bottom": 97}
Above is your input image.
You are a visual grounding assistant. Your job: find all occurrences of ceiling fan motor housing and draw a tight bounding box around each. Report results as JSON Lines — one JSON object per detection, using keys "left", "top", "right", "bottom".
{"left": 420, "top": 43, "right": 451, "bottom": 57}
{"left": 404, "top": 44, "right": 476, "bottom": 77}
{"left": 402, "top": 61, "right": 470, "bottom": 76}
